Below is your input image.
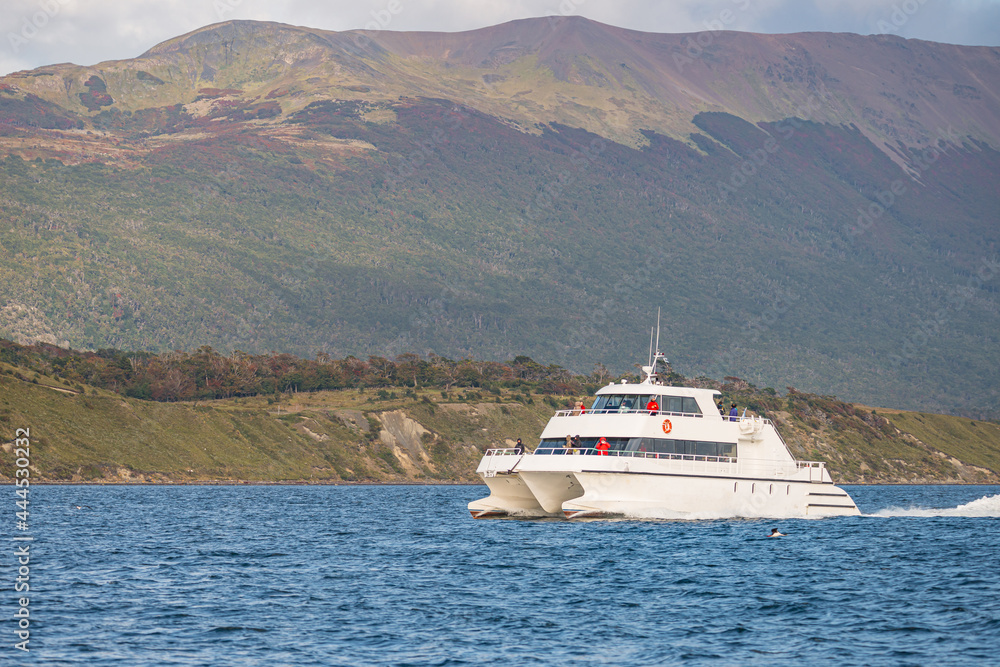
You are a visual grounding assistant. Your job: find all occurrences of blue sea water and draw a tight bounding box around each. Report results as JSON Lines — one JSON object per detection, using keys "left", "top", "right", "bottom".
{"left": 7, "top": 484, "right": 1000, "bottom": 666}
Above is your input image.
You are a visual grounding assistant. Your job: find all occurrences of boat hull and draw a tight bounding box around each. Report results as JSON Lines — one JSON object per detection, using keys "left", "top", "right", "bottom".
{"left": 469, "top": 452, "right": 860, "bottom": 519}
{"left": 468, "top": 471, "right": 554, "bottom": 518}
{"left": 561, "top": 470, "right": 859, "bottom": 518}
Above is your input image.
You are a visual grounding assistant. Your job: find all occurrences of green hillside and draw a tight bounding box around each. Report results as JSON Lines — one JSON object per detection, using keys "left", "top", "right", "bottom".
{"left": 0, "top": 19, "right": 998, "bottom": 418}
{"left": 1, "top": 348, "right": 997, "bottom": 485}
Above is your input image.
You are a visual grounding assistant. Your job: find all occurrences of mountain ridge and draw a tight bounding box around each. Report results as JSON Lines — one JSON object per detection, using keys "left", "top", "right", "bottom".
{"left": 6, "top": 18, "right": 999, "bottom": 154}
{"left": 0, "top": 17, "right": 997, "bottom": 418}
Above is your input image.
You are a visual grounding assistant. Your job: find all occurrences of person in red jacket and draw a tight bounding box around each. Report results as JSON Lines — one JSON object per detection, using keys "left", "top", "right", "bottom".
{"left": 646, "top": 397, "right": 659, "bottom": 415}
{"left": 596, "top": 437, "right": 610, "bottom": 455}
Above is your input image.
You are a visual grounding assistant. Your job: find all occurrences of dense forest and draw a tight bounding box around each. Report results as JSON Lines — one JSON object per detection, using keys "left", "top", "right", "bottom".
{"left": 2, "top": 21, "right": 999, "bottom": 418}
{"left": 0, "top": 338, "right": 615, "bottom": 401}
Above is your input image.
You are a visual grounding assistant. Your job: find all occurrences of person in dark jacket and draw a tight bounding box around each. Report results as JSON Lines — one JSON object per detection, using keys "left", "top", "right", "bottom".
{"left": 513, "top": 438, "right": 524, "bottom": 454}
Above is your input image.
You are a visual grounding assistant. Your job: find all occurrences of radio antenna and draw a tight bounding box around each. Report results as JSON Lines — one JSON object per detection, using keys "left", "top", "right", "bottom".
{"left": 654, "top": 307, "right": 661, "bottom": 356}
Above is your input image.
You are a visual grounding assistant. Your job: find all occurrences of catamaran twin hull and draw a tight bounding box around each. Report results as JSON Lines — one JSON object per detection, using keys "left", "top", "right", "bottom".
{"left": 469, "top": 448, "right": 860, "bottom": 519}
{"left": 468, "top": 366, "right": 860, "bottom": 519}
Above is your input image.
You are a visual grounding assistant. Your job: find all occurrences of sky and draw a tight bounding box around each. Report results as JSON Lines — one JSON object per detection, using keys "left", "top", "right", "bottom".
{"left": 3, "top": 0, "right": 999, "bottom": 76}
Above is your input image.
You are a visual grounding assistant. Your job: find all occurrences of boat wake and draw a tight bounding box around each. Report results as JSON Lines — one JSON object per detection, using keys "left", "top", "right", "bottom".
{"left": 615, "top": 507, "right": 810, "bottom": 521}
{"left": 867, "top": 494, "right": 1000, "bottom": 518}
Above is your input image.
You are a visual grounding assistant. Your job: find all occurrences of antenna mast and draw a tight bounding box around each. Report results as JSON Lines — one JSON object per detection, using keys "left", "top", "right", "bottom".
{"left": 654, "top": 307, "right": 661, "bottom": 357}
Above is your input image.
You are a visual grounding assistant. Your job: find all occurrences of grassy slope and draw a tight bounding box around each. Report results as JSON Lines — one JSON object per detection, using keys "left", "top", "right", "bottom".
{"left": 0, "top": 371, "right": 551, "bottom": 483}
{"left": 1, "top": 370, "right": 997, "bottom": 485}
{"left": 870, "top": 408, "right": 1000, "bottom": 475}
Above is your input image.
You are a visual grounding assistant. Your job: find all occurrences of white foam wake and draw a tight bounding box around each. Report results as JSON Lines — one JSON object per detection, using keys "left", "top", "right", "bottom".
{"left": 869, "top": 494, "right": 1000, "bottom": 518}
{"left": 619, "top": 506, "right": 810, "bottom": 521}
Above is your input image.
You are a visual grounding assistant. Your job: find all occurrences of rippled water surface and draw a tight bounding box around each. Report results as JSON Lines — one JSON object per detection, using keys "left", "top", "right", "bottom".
{"left": 15, "top": 484, "right": 1000, "bottom": 665}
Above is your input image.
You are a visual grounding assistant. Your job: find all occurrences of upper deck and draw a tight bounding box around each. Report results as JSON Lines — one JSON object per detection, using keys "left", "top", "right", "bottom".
{"left": 539, "top": 377, "right": 795, "bottom": 464}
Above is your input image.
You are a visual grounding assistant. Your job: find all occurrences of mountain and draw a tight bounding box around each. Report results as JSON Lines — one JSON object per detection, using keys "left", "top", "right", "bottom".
{"left": 0, "top": 18, "right": 998, "bottom": 417}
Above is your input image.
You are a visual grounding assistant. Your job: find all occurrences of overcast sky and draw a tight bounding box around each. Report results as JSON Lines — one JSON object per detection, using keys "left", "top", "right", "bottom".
{"left": 3, "top": 0, "right": 999, "bottom": 76}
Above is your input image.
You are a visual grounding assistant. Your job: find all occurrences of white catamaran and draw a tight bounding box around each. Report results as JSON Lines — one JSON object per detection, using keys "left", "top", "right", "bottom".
{"left": 469, "top": 333, "right": 860, "bottom": 519}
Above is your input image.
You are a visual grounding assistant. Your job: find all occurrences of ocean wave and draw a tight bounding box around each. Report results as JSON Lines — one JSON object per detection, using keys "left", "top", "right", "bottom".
{"left": 869, "top": 494, "right": 1000, "bottom": 518}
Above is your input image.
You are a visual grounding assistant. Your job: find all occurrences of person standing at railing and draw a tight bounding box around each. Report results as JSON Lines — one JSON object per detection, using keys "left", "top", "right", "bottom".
{"left": 577, "top": 400, "right": 586, "bottom": 415}
{"left": 596, "top": 437, "right": 610, "bottom": 455}
{"left": 646, "top": 397, "right": 659, "bottom": 415}
{"left": 729, "top": 403, "right": 738, "bottom": 422}
{"left": 513, "top": 438, "right": 525, "bottom": 455}
{"left": 572, "top": 434, "right": 582, "bottom": 455}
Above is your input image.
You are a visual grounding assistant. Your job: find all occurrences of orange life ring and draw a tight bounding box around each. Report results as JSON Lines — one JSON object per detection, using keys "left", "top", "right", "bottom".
{"left": 662, "top": 419, "right": 672, "bottom": 434}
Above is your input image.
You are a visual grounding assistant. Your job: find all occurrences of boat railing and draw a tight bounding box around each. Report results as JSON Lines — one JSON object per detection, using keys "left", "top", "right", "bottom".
{"left": 529, "top": 447, "right": 736, "bottom": 464}
{"left": 484, "top": 448, "right": 520, "bottom": 456}
{"left": 553, "top": 409, "right": 705, "bottom": 418}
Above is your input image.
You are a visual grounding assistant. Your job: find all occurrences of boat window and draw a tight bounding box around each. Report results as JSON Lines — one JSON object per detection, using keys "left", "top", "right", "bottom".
{"left": 538, "top": 436, "right": 736, "bottom": 458}
{"left": 649, "top": 395, "right": 702, "bottom": 415}
{"left": 682, "top": 397, "right": 701, "bottom": 414}
{"left": 590, "top": 394, "right": 665, "bottom": 413}
{"left": 695, "top": 441, "right": 717, "bottom": 456}
{"left": 610, "top": 437, "right": 631, "bottom": 451}
{"left": 632, "top": 438, "right": 737, "bottom": 457}
{"left": 593, "top": 395, "right": 622, "bottom": 411}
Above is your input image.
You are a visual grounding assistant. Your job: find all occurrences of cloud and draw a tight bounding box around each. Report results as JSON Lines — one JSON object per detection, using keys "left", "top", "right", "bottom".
{"left": 2, "top": 0, "right": 997, "bottom": 76}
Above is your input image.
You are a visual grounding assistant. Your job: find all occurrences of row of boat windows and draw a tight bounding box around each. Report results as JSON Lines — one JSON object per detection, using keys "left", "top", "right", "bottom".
{"left": 541, "top": 437, "right": 736, "bottom": 458}
{"left": 590, "top": 394, "right": 702, "bottom": 415}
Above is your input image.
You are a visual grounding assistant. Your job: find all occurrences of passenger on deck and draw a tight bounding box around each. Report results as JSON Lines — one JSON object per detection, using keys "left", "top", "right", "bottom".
{"left": 563, "top": 435, "right": 572, "bottom": 454}
{"left": 646, "top": 397, "right": 659, "bottom": 415}
{"left": 572, "top": 435, "right": 581, "bottom": 454}
{"left": 596, "top": 437, "right": 610, "bottom": 455}
{"left": 578, "top": 400, "right": 586, "bottom": 415}
{"left": 729, "top": 403, "right": 739, "bottom": 422}
{"left": 513, "top": 438, "right": 524, "bottom": 455}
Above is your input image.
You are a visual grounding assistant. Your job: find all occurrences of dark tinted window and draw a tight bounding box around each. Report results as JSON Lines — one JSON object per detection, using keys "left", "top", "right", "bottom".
{"left": 682, "top": 397, "right": 701, "bottom": 414}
